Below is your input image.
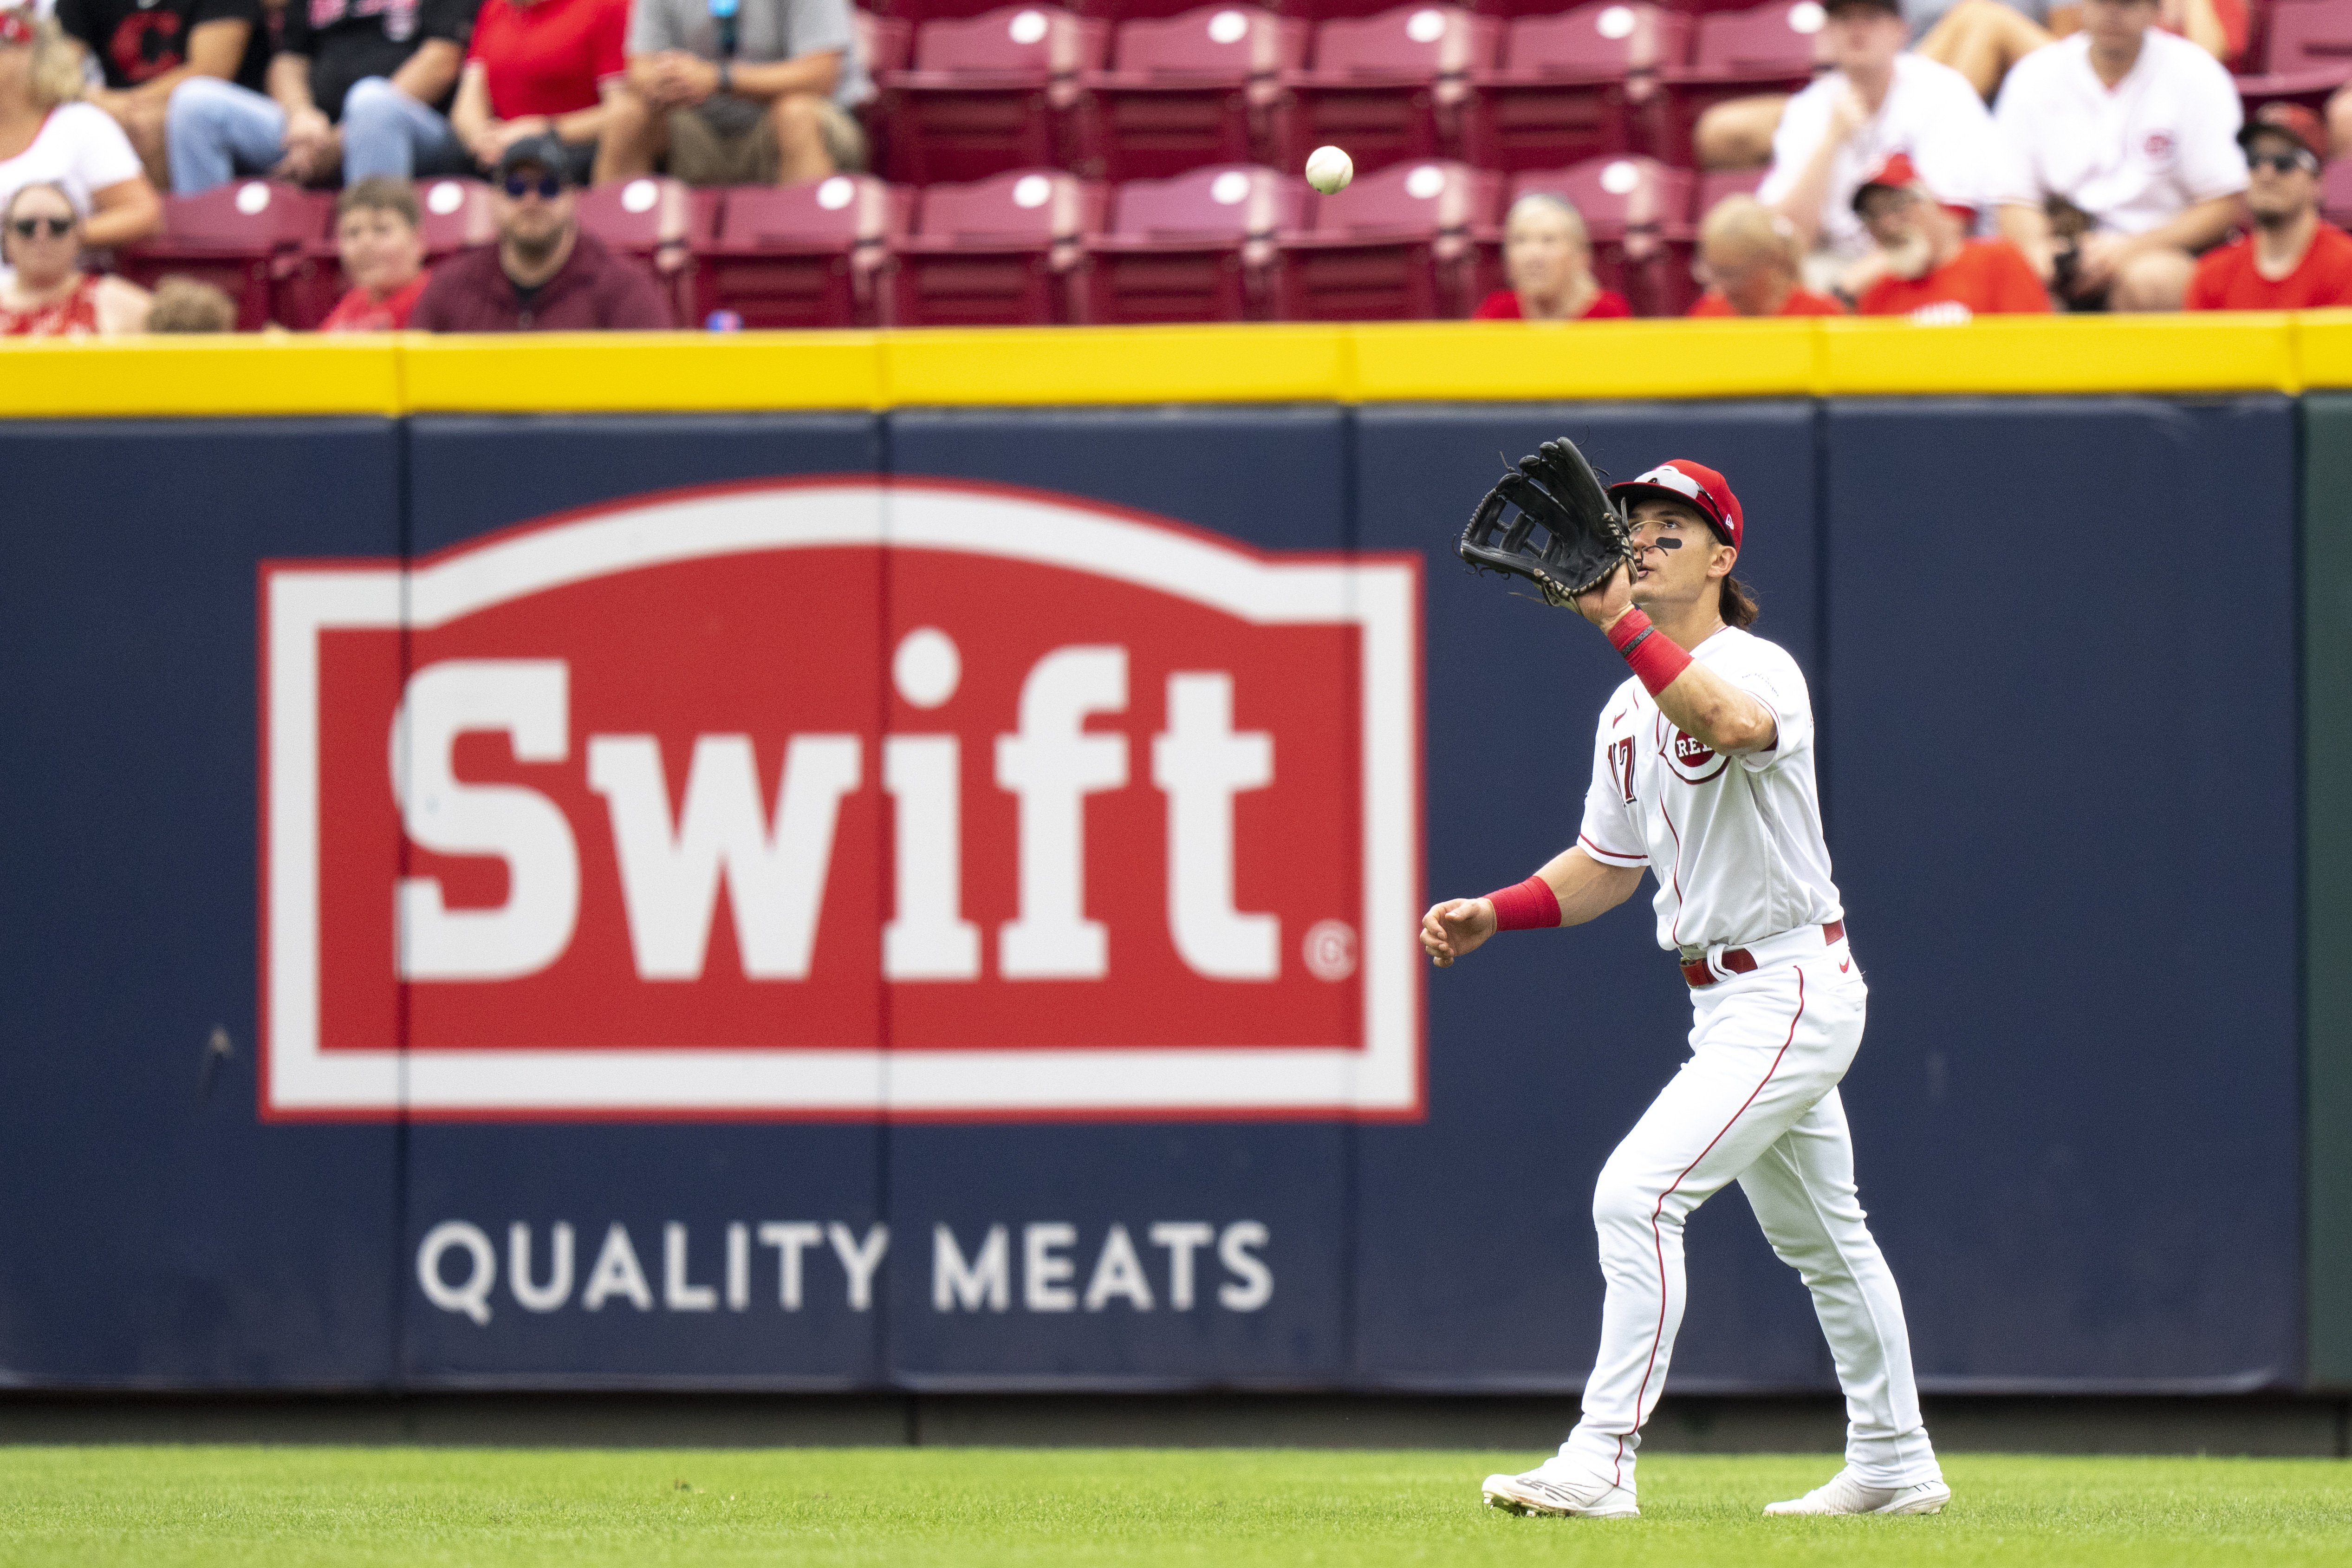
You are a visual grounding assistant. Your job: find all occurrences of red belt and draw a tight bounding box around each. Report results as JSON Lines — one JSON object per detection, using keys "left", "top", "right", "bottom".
{"left": 1680, "top": 920, "right": 1846, "bottom": 989}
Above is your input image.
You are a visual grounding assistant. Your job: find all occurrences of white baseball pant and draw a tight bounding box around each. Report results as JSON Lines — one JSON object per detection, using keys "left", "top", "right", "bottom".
{"left": 1556, "top": 943, "right": 1941, "bottom": 1492}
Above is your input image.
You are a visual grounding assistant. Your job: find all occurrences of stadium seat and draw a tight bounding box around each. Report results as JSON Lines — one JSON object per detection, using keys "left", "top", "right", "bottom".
{"left": 699, "top": 175, "right": 913, "bottom": 326}
{"left": 891, "top": 168, "right": 1108, "bottom": 323}
{"left": 573, "top": 176, "right": 709, "bottom": 327}
{"left": 2325, "top": 149, "right": 2352, "bottom": 227}
{"left": 1693, "top": 163, "right": 1764, "bottom": 214}
{"left": 1274, "top": 156, "right": 1499, "bottom": 317}
{"left": 115, "top": 179, "right": 332, "bottom": 332}
{"left": 1462, "top": 2, "right": 1693, "bottom": 171}
{"left": 1074, "top": 6, "right": 1306, "bottom": 182}
{"left": 858, "top": 8, "right": 916, "bottom": 71}
{"left": 1273, "top": 0, "right": 1436, "bottom": 20}
{"left": 1474, "top": 156, "right": 1696, "bottom": 315}
{"left": 1276, "top": 4, "right": 1499, "bottom": 175}
{"left": 2234, "top": 0, "right": 2352, "bottom": 111}
{"left": 877, "top": 6, "right": 1109, "bottom": 184}
{"left": 1079, "top": 162, "right": 1306, "bottom": 320}
{"left": 1658, "top": 0, "right": 1822, "bottom": 167}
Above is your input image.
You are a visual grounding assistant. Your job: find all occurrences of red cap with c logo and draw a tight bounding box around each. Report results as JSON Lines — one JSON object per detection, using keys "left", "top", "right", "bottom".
{"left": 1607, "top": 460, "right": 1744, "bottom": 552}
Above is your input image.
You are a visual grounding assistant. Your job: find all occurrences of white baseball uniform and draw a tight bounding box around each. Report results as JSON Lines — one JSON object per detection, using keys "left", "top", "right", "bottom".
{"left": 1557, "top": 626, "right": 1940, "bottom": 1493}
{"left": 1757, "top": 52, "right": 1997, "bottom": 263}
{"left": 1988, "top": 31, "right": 2247, "bottom": 234}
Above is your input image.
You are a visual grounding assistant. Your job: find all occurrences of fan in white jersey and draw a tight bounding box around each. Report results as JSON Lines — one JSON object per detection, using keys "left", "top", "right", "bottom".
{"left": 1420, "top": 457, "right": 1949, "bottom": 1521}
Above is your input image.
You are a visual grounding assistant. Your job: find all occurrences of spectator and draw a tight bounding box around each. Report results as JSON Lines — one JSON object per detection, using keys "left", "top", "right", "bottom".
{"left": 0, "top": 6, "right": 160, "bottom": 247}
{"left": 0, "top": 178, "right": 149, "bottom": 332}
{"left": 145, "top": 270, "right": 236, "bottom": 327}
{"left": 318, "top": 175, "right": 429, "bottom": 329}
{"left": 448, "top": 0, "right": 625, "bottom": 186}
{"left": 2185, "top": 104, "right": 2352, "bottom": 310}
{"left": 409, "top": 132, "right": 669, "bottom": 329}
{"left": 164, "top": 0, "right": 474, "bottom": 194}
{"left": 2333, "top": 82, "right": 2352, "bottom": 164}
{"left": 1913, "top": 0, "right": 2238, "bottom": 98}
{"left": 1688, "top": 195, "right": 1847, "bottom": 315}
{"left": 1755, "top": 0, "right": 1994, "bottom": 282}
{"left": 55, "top": 0, "right": 261, "bottom": 182}
{"left": 1990, "top": 0, "right": 2244, "bottom": 311}
{"left": 1848, "top": 152, "right": 2052, "bottom": 316}
{"left": 594, "top": 0, "right": 870, "bottom": 186}
{"left": 1470, "top": 193, "right": 1631, "bottom": 320}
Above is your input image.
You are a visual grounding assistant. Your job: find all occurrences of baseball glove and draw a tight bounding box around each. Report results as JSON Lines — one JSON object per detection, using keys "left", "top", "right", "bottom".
{"left": 1457, "top": 437, "right": 1636, "bottom": 608}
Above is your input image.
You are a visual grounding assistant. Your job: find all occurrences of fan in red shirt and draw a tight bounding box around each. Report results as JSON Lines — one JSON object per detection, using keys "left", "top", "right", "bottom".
{"left": 2185, "top": 103, "right": 2352, "bottom": 311}
{"left": 1471, "top": 193, "right": 1633, "bottom": 320}
{"left": 1686, "top": 194, "right": 1845, "bottom": 317}
{"left": 318, "top": 178, "right": 432, "bottom": 333}
{"left": 450, "top": 0, "right": 630, "bottom": 184}
{"left": 1847, "top": 153, "right": 2051, "bottom": 319}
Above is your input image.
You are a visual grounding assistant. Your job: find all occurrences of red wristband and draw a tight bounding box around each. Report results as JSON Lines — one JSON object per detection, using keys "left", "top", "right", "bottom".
{"left": 1485, "top": 875, "right": 1561, "bottom": 932}
{"left": 1605, "top": 607, "right": 1692, "bottom": 697}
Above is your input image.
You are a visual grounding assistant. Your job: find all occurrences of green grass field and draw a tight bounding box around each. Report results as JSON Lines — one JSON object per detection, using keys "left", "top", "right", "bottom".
{"left": 3, "top": 1447, "right": 2349, "bottom": 1567}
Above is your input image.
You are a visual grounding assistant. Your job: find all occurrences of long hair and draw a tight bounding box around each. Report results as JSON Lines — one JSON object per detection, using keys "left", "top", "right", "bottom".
{"left": 1720, "top": 573, "right": 1759, "bottom": 629}
{"left": 27, "top": 16, "right": 89, "bottom": 112}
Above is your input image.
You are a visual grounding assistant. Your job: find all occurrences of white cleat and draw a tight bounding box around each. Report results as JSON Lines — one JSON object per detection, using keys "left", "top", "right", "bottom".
{"left": 1481, "top": 1464, "right": 1640, "bottom": 1519}
{"left": 1762, "top": 1468, "right": 1951, "bottom": 1516}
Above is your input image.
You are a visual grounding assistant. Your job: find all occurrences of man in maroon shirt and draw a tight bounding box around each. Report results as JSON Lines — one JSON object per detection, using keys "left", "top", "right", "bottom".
{"left": 409, "top": 134, "right": 672, "bottom": 330}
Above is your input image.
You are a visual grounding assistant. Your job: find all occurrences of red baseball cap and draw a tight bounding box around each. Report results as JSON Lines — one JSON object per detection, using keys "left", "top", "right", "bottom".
{"left": 1608, "top": 460, "right": 1743, "bottom": 551}
{"left": 2240, "top": 102, "right": 2328, "bottom": 166}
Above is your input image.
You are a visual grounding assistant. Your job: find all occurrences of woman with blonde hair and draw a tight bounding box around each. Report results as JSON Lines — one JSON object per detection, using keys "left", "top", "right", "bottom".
{"left": 1471, "top": 193, "right": 1632, "bottom": 320}
{"left": 0, "top": 4, "right": 160, "bottom": 250}
{"left": 0, "top": 180, "right": 149, "bottom": 332}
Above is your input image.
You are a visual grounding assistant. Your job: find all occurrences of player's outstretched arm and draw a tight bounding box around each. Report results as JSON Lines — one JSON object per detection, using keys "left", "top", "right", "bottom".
{"left": 1571, "top": 565, "right": 1776, "bottom": 755}
{"left": 1420, "top": 847, "right": 1644, "bottom": 967}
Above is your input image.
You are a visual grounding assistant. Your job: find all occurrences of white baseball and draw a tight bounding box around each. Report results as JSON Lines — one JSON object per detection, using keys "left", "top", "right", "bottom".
{"left": 1305, "top": 145, "right": 1354, "bottom": 195}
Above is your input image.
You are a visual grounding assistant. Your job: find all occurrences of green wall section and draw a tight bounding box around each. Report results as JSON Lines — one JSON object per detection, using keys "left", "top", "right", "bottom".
{"left": 2309, "top": 395, "right": 2352, "bottom": 1387}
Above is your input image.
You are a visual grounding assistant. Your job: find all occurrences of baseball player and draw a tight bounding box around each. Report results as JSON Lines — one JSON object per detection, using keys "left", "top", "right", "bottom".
{"left": 1422, "top": 459, "right": 1949, "bottom": 1519}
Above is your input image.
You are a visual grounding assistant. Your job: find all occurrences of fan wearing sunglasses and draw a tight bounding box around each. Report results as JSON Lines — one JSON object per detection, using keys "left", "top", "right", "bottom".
{"left": 2184, "top": 103, "right": 2352, "bottom": 310}
{"left": 0, "top": 180, "right": 150, "bottom": 335}
{"left": 408, "top": 133, "right": 670, "bottom": 330}
{"left": 0, "top": 5, "right": 160, "bottom": 251}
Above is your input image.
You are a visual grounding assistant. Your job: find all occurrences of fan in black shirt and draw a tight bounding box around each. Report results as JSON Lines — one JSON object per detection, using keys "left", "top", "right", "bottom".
{"left": 56, "top": 0, "right": 261, "bottom": 176}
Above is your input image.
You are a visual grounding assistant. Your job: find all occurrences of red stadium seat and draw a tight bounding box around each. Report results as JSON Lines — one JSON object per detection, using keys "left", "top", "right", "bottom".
{"left": 858, "top": 8, "right": 916, "bottom": 71}
{"left": 1273, "top": 0, "right": 1431, "bottom": 19}
{"left": 877, "top": 6, "right": 1109, "bottom": 183}
{"left": 1274, "top": 156, "right": 1499, "bottom": 317}
{"left": 1079, "top": 162, "right": 1306, "bottom": 319}
{"left": 115, "top": 179, "right": 332, "bottom": 331}
{"left": 1693, "top": 163, "right": 1764, "bottom": 214}
{"left": 573, "top": 176, "right": 709, "bottom": 327}
{"left": 1073, "top": 6, "right": 1307, "bottom": 182}
{"left": 1658, "top": 0, "right": 1823, "bottom": 166}
{"left": 1462, "top": 2, "right": 1693, "bottom": 170}
{"left": 2234, "top": 0, "right": 2352, "bottom": 111}
{"left": 2326, "top": 147, "right": 2352, "bottom": 226}
{"left": 892, "top": 168, "right": 1108, "bottom": 323}
{"left": 1471, "top": 156, "right": 1697, "bottom": 315}
{"left": 698, "top": 176, "right": 913, "bottom": 327}
{"left": 1276, "top": 5, "right": 1499, "bottom": 174}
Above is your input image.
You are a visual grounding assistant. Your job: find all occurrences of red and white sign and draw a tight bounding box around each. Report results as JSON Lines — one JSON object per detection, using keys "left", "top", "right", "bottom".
{"left": 261, "top": 479, "right": 1423, "bottom": 1121}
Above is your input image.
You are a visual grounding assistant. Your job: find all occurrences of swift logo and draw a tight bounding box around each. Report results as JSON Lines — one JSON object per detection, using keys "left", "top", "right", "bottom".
{"left": 261, "top": 479, "right": 1423, "bottom": 1122}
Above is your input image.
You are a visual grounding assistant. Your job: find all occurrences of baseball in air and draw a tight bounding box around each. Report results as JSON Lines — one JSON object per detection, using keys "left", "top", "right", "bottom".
{"left": 1305, "top": 145, "right": 1354, "bottom": 195}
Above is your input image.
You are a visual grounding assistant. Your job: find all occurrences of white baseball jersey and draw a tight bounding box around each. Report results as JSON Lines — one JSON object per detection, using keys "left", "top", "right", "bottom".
{"left": 1757, "top": 53, "right": 1996, "bottom": 262}
{"left": 1576, "top": 627, "right": 1841, "bottom": 953}
{"left": 1988, "top": 31, "right": 2247, "bottom": 233}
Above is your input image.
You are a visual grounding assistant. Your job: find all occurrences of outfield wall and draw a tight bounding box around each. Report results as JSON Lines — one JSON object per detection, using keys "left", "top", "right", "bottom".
{"left": 0, "top": 322, "right": 2336, "bottom": 1395}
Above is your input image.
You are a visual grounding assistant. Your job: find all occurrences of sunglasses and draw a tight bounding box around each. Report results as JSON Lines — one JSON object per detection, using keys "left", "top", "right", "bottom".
{"left": 9, "top": 215, "right": 73, "bottom": 239}
{"left": 503, "top": 173, "right": 565, "bottom": 199}
{"left": 2248, "top": 150, "right": 2319, "bottom": 174}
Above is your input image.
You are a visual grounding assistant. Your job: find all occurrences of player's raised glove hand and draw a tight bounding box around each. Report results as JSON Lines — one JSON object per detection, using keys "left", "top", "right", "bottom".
{"left": 1420, "top": 898, "right": 1497, "bottom": 967}
{"left": 1458, "top": 436, "right": 1636, "bottom": 610}
{"left": 1572, "top": 558, "right": 1635, "bottom": 631}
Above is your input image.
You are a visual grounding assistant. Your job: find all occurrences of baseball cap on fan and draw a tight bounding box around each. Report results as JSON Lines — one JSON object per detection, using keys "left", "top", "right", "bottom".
{"left": 2238, "top": 102, "right": 2328, "bottom": 166}
{"left": 1608, "top": 461, "right": 1743, "bottom": 551}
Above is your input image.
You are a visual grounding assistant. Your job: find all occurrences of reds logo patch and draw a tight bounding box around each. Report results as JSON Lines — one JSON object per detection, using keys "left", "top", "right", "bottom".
{"left": 260, "top": 479, "right": 1423, "bottom": 1123}
{"left": 2143, "top": 131, "right": 2174, "bottom": 162}
{"left": 1663, "top": 724, "right": 1727, "bottom": 783}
